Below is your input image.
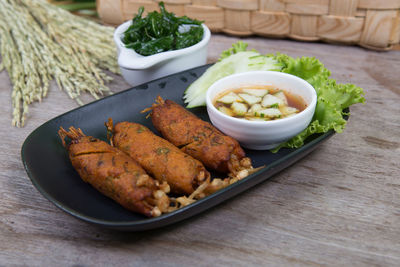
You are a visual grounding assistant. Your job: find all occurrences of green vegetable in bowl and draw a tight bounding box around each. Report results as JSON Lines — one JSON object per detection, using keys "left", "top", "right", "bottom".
{"left": 122, "top": 2, "right": 204, "bottom": 56}
{"left": 183, "top": 41, "right": 365, "bottom": 151}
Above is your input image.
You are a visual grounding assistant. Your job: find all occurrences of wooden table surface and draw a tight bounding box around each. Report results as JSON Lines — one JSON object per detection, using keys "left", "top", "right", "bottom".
{"left": 1, "top": 34, "right": 399, "bottom": 266}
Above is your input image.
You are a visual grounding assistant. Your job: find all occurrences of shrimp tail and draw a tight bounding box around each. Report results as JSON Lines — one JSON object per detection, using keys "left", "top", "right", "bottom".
{"left": 58, "top": 126, "right": 85, "bottom": 147}
{"left": 105, "top": 118, "right": 114, "bottom": 146}
{"left": 141, "top": 95, "right": 165, "bottom": 118}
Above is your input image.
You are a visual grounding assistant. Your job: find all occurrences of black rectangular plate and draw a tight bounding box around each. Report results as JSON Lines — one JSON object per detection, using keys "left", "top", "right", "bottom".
{"left": 21, "top": 65, "right": 342, "bottom": 231}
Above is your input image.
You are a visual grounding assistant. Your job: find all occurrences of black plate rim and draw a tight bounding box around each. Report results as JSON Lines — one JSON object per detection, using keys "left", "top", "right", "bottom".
{"left": 20, "top": 64, "right": 345, "bottom": 230}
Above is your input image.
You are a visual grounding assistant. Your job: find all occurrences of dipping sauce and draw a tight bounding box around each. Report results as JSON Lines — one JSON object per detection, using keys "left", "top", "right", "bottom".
{"left": 213, "top": 85, "right": 308, "bottom": 121}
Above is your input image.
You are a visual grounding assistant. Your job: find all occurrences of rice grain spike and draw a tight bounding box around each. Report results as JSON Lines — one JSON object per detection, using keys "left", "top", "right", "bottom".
{"left": 0, "top": 0, "right": 120, "bottom": 127}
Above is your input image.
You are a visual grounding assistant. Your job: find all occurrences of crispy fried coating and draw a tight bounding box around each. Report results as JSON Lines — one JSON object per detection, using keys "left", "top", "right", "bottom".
{"left": 58, "top": 127, "right": 170, "bottom": 217}
{"left": 148, "top": 98, "right": 247, "bottom": 173}
{"left": 108, "top": 120, "right": 210, "bottom": 195}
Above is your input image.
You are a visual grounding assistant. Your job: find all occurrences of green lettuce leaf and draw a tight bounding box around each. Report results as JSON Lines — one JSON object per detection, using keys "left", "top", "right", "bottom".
{"left": 219, "top": 41, "right": 253, "bottom": 60}
{"left": 270, "top": 53, "right": 365, "bottom": 151}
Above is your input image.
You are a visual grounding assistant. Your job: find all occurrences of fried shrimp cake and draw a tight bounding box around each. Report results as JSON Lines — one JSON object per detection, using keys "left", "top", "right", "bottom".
{"left": 58, "top": 126, "right": 170, "bottom": 217}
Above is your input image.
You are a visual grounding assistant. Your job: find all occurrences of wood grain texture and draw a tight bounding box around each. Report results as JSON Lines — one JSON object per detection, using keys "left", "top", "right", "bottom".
{"left": 361, "top": 10, "right": 399, "bottom": 48}
{"left": 251, "top": 11, "right": 290, "bottom": 36}
{"left": 0, "top": 35, "right": 399, "bottom": 266}
{"left": 259, "top": 0, "right": 285, "bottom": 11}
{"left": 358, "top": 0, "right": 400, "bottom": 9}
{"left": 96, "top": 0, "right": 124, "bottom": 24}
{"left": 217, "top": 0, "right": 258, "bottom": 10}
{"left": 223, "top": 10, "right": 252, "bottom": 35}
{"left": 160, "top": 0, "right": 191, "bottom": 4}
{"left": 193, "top": 0, "right": 218, "bottom": 6}
{"left": 328, "top": 0, "right": 358, "bottom": 16}
{"left": 290, "top": 14, "right": 319, "bottom": 40}
{"left": 286, "top": 2, "right": 329, "bottom": 15}
{"left": 162, "top": 2, "right": 185, "bottom": 16}
{"left": 122, "top": 0, "right": 158, "bottom": 20}
{"left": 184, "top": 5, "right": 225, "bottom": 31}
{"left": 318, "top": 15, "right": 363, "bottom": 43}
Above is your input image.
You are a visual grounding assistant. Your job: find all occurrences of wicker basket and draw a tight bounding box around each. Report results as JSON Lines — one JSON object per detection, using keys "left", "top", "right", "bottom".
{"left": 97, "top": 0, "right": 400, "bottom": 51}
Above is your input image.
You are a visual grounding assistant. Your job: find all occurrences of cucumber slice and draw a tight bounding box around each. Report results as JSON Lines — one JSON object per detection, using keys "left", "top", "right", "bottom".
{"left": 248, "top": 103, "right": 262, "bottom": 114}
{"left": 217, "top": 92, "right": 243, "bottom": 104}
{"left": 218, "top": 106, "right": 234, "bottom": 116}
{"left": 256, "top": 108, "right": 282, "bottom": 118}
{"left": 238, "top": 93, "right": 261, "bottom": 105}
{"left": 273, "top": 91, "right": 288, "bottom": 105}
{"left": 261, "top": 94, "right": 282, "bottom": 108}
{"left": 280, "top": 106, "right": 298, "bottom": 115}
{"left": 247, "top": 117, "right": 268, "bottom": 121}
{"left": 231, "top": 102, "right": 248, "bottom": 116}
{"left": 242, "top": 88, "right": 268, "bottom": 97}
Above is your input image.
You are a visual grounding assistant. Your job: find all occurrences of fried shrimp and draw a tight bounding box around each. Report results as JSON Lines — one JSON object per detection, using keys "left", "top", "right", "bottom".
{"left": 58, "top": 126, "right": 170, "bottom": 217}
{"left": 106, "top": 119, "right": 210, "bottom": 195}
{"left": 143, "top": 97, "right": 254, "bottom": 176}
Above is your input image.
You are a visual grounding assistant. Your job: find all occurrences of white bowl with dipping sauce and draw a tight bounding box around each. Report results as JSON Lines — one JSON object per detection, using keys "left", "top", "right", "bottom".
{"left": 206, "top": 71, "right": 317, "bottom": 150}
{"left": 114, "top": 21, "right": 211, "bottom": 87}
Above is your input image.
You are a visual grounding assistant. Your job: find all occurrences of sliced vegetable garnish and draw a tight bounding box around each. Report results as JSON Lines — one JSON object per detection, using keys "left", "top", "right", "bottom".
{"left": 248, "top": 103, "right": 262, "bottom": 114}
{"left": 273, "top": 91, "right": 288, "bottom": 105}
{"left": 261, "top": 94, "right": 282, "bottom": 108}
{"left": 218, "top": 106, "right": 234, "bottom": 117}
{"left": 242, "top": 88, "right": 269, "bottom": 97}
{"left": 231, "top": 102, "right": 248, "bottom": 116}
{"left": 238, "top": 93, "right": 261, "bottom": 106}
{"left": 217, "top": 92, "right": 243, "bottom": 104}
{"left": 256, "top": 108, "right": 282, "bottom": 118}
{"left": 281, "top": 106, "right": 299, "bottom": 116}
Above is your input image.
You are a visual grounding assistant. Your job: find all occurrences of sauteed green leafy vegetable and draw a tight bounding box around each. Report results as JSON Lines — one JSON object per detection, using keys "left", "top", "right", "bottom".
{"left": 183, "top": 42, "right": 365, "bottom": 152}
{"left": 122, "top": 2, "right": 204, "bottom": 56}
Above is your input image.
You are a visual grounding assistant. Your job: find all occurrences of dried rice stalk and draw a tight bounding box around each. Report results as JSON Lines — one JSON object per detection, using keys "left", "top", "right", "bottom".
{"left": 0, "top": 0, "right": 119, "bottom": 127}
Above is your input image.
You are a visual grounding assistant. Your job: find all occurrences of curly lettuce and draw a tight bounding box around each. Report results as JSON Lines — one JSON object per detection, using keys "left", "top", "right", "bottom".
{"left": 270, "top": 53, "right": 365, "bottom": 151}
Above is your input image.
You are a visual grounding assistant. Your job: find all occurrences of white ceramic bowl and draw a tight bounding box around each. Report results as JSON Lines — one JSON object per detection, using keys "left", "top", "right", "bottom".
{"left": 114, "top": 21, "right": 211, "bottom": 86}
{"left": 206, "top": 71, "right": 317, "bottom": 150}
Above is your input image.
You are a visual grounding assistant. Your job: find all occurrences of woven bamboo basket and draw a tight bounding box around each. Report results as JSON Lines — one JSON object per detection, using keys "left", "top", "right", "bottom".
{"left": 97, "top": 0, "right": 400, "bottom": 51}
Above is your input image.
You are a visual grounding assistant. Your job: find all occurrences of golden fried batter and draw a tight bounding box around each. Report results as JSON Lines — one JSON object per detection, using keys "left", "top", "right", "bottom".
{"left": 58, "top": 126, "right": 170, "bottom": 217}
{"left": 148, "top": 98, "right": 248, "bottom": 174}
{"left": 108, "top": 120, "right": 210, "bottom": 195}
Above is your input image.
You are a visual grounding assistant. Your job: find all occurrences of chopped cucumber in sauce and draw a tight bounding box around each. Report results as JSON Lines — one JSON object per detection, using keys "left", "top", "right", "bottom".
{"left": 281, "top": 106, "right": 298, "bottom": 115}
{"left": 247, "top": 117, "right": 268, "bottom": 121}
{"left": 213, "top": 86, "right": 305, "bottom": 121}
{"left": 248, "top": 103, "right": 262, "bottom": 114}
{"left": 238, "top": 93, "right": 261, "bottom": 105}
{"left": 242, "top": 88, "right": 268, "bottom": 97}
{"left": 256, "top": 108, "right": 282, "bottom": 118}
{"left": 216, "top": 92, "right": 243, "bottom": 104}
{"left": 261, "top": 94, "right": 283, "bottom": 108}
{"left": 218, "top": 106, "right": 235, "bottom": 116}
{"left": 231, "top": 102, "right": 247, "bottom": 116}
{"left": 273, "top": 91, "right": 288, "bottom": 105}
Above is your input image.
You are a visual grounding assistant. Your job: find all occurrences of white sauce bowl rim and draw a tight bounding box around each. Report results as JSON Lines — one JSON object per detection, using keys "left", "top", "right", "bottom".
{"left": 114, "top": 21, "right": 211, "bottom": 70}
{"left": 206, "top": 71, "right": 317, "bottom": 125}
